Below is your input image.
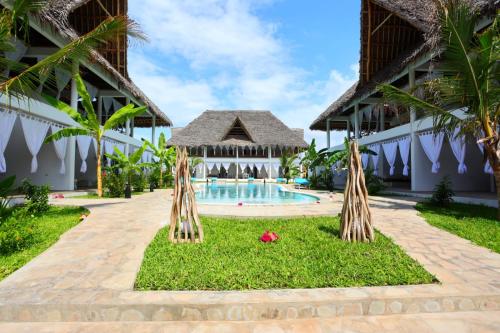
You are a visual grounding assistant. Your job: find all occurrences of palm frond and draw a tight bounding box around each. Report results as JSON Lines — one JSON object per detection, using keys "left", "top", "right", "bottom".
{"left": 44, "top": 127, "right": 89, "bottom": 143}
{"left": 103, "top": 104, "right": 146, "bottom": 131}
{"left": 129, "top": 143, "right": 147, "bottom": 164}
{"left": 74, "top": 73, "right": 98, "bottom": 128}
{"left": 43, "top": 93, "right": 83, "bottom": 124}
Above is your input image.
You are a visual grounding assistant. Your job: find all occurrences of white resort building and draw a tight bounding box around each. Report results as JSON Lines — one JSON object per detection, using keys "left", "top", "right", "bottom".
{"left": 310, "top": 0, "right": 497, "bottom": 197}
{"left": 0, "top": 0, "right": 171, "bottom": 191}
{"left": 168, "top": 110, "right": 308, "bottom": 180}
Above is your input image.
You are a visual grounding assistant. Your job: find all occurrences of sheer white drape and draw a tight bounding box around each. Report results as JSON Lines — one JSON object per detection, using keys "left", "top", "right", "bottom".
{"left": 20, "top": 116, "right": 49, "bottom": 173}
{"left": 50, "top": 126, "right": 68, "bottom": 174}
{"left": 0, "top": 111, "right": 17, "bottom": 173}
{"left": 382, "top": 141, "right": 398, "bottom": 176}
{"left": 369, "top": 144, "right": 381, "bottom": 175}
{"left": 477, "top": 142, "right": 493, "bottom": 174}
{"left": 55, "top": 68, "right": 72, "bottom": 99}
{"left": 76, "top": 135, "right": 92, "bottom": 173}
{"left": 104, "top": 141, "right": 114, "bottom": 166}
{"left": 361, "top": 153, "right": 369, "bottom": 170}
{"left": 222, "top": 163, "right": 231, "bottom": 171}
{"left": 418, "top": 132, "right": 444, "bottom": 173}
{"left": 448, "top": 128, "right": 467, "bottom": 174}
{"left": 398, "top": 136, "right": 411, "bottom": 176}
{"left": 255, "top": 163, "right": 263, "bottom": 171}
{"left": 207, "top": 163, "right": 216, "bottom": 172}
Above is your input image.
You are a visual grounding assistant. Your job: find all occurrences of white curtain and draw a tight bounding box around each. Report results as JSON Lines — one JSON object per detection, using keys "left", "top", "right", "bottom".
{"left": 50, "top": 126, "right": 68, "bottom": 174}
{"left": 76, "top": 135, "right": 92, "bottom": 173}
{"left": 361, "top": 153, "right": 369, "bottom": 170}
{"left": 207, "top": 163, "right": 216, "bottom": 172}
{"left": 222, "top": 163, "right": 231, "bottom": 171}
{"left": 104, "top": 140, "right": 114, "bottom": 166}
{"left": 20, "top": 116, "right": 49, "bottom": 173}
{"left": 477, "top": 142, "right": 493, "bottom": 174}
{"left": 382, "top": 141, "right": 398, "bottom": 176}
{"left": 448, "top": 128, "right": 467, "bottom": 174}
{"left": 116, "top": 143, "right": 126, "bottom": 155}
{"left": 103, "top": 97, "right": 113, "bottom": 113}
{"left": 0, "top": 111, "right": 17, "bottom": 173}
{"left": 418, "top": 132, "right": 445, "bottom": 173}
{"left": 398, "top": 136, "right": 411, "bottom": 176}
{"left": 55, "top": 68, "right": 72, "bottom": 99}
{"left": 255, "top": 163, "right": 263, "bottom": 171}
{"left": 369, "top": 144, "right": 381, "bottom": 175}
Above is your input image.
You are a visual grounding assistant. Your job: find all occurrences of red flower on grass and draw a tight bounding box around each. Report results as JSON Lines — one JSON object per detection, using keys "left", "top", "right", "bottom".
{"left": 260, "top": 230, "right": 279, "bottom": 243}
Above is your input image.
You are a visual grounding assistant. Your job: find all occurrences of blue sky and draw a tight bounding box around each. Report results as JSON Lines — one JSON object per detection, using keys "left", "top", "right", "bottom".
{"left": 128, "top": 0, "right": 360, "bottom": 148}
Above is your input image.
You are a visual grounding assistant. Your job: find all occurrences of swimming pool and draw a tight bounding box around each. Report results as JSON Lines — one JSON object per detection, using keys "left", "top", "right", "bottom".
{"left": 194, "top": 183, "right": 319, "bottom": 205}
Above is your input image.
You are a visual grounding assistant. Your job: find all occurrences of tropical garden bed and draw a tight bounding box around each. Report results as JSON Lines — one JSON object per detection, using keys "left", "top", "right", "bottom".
{"left": 0, "top": 205, "right": 88, "bottom": 281}
{"left": 135, "top": 216, "right": 435, "bottom": 291}
{"left": 416, "top": 202, "right": 500, "bottom": 253}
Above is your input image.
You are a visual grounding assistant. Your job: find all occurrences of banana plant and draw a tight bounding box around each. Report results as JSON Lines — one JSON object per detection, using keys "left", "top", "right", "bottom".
{"left": 143, "top": 133, "right": 176, "bottom": 188}
{"left": 44, "top": 73, "right": 147, "bottom": 197}
{"left": 105, "top": 142, "right": 149, "bottom": 186}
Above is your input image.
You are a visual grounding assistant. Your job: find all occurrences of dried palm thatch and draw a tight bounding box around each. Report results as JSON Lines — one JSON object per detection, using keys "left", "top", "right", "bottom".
{"left": 169, "top": 147, "right": 203, "bottom": 243}
{"left": 340, "top": 141, "right": 374, "bottom": 242}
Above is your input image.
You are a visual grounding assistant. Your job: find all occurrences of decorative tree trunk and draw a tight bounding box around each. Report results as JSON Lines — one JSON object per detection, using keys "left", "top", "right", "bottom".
{"left": 169, "top": 147, "right": 203, "bottom": 243}
{"left": 340, "top": 141, "right": 374, "bottom": 242}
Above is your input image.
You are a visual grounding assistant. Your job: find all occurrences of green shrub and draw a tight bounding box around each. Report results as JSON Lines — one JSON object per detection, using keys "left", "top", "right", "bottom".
{"left": 103, "top": 170, "right": 126, "bottom": 197}
{"left": 0, "top": 176, "right": 15, "bottom": 222}
{"left": 431, "top": 176, "right": 455, "bottom": 206}
{"left": 0, "top": 208, "right": 34, "bottom": 255}
{"left": 364, "top": 168, "right": 385, "bottom": 195}
{"left": 131, "top": 171, "right": 147, "bottom": 192}
{"left": 20, "top": 179, "right": 49, "bottom": 214}
{"left": 148, "top": 171, "right": 159, "bottom": 189}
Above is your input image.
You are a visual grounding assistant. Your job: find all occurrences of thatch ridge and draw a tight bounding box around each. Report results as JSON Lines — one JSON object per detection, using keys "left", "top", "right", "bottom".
{"left": 168, "top": 110, "right": 308, "bottom": 149}
{"left": 39, "top": 0, "right": 172, "bottom": 126}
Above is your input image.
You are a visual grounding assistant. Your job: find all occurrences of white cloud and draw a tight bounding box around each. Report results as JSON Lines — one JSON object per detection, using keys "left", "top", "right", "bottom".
{"left": 128, "top": 0, "right": 357, "bottom": 148}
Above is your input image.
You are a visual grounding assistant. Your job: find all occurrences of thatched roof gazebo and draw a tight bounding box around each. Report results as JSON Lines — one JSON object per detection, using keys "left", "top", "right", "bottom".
{"left": 168, "top": 110, "right": 308, "bottom": 180}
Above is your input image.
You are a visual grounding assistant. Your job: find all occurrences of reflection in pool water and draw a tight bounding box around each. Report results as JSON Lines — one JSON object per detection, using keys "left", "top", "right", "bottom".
{"left": 195, "top": 183, "right": 319, "bottom": 205}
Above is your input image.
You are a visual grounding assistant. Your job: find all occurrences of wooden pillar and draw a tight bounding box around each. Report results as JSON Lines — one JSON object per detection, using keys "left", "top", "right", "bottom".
{"left": 66, "top": 62, "right": 78, "bottom": 190}
{"left": 268, "top": 146, "right": 272, "bottom": 180}
{"left": 151, "top": 114, "right": 156, "bottom": 145}
{"left": 326, "top": 118, "right": 331, "bottom": 148}
{"left": 125, "top": 97, "right": 130, "bottom": 156}
{"left": 346, "top": 119, "right": 351, "bottom": 141}
{"left": 203, "top": 146, "right": 207, "bottom": 179}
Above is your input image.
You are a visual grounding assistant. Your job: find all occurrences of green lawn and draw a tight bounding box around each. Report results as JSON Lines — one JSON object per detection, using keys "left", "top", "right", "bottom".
{"left": 135, "top": 216, "right": 435, "bottom": 291}
{"left": 0, "top": 206, "right": 87, "bottom": 280}
{"left": 416, "top": 202, "right": 500, "bottom": 253}
{"left": 71, "top": 191, "right": 145, "bottom": 199}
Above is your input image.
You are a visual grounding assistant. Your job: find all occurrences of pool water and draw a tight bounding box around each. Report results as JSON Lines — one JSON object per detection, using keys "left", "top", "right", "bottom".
{"left": 194, "top": 183, "right": 319, "bottom": 205}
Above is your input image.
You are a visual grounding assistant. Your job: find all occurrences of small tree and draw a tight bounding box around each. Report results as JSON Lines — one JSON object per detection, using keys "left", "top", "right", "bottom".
{"left": 169, "top": 147, "right": 203, "bottom": 243}
{"left": 279, "top": 149, "right": 300, "bottom": 183}
{"left": 144, "top": 133, "right": 176, "bottom": 188}
{"left": 44, "top": 74, "right": 147, "bottom": 197}
{"left": 340, "top": 141, "right": 374, "bottom": 242}
{"left": 300, "top": 139, "right": 318, "bottom": 178}
{"left": 105, "top": 142, "right": 148, "bottom": 188}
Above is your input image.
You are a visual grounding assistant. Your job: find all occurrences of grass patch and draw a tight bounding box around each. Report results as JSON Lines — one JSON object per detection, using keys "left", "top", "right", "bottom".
{"left": 416, "top": 202, "right": 500, "bottom": 253}
{"left": 0, "top": 205, "right": 87, "bottom": 280}
{"left": 135, "top": 216, "right": 435, "bottom": 291}
{"left": 71, "top": 191, "right": 145, "bottom": 199}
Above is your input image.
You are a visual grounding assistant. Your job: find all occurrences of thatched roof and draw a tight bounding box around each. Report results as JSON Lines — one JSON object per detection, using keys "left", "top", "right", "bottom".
{"left": 310, "top": 0, "right": 496, "bottom": 131}
{"left": 168, "top": 110, "right": 308, "bottom": 149}
{"left": 38, "top": 0, "right": 172, "bottom": 127}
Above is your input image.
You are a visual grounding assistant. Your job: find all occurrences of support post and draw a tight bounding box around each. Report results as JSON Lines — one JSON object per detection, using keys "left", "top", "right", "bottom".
{"left": 326, "top": 118, "right": 331, "bottom": 149}
{"left": 409, "top": 63, "right": 417, "bottom": 191}
{"left": 380, "top": 107, "right": 385, "bottom": 131}
{"left": 66, "top": 62, "right": 78, "bottom": 190}
{"left": 236, "top": 147, "right": 239, "bottom": 181}
{"left": 97, "top": 94, "right": 103, "bottom": 125}
{"left": 131, "top": 118, "right": 134, "bottom": 138}
{"left": 346, "top": 119, "right": 351, "bottom": 141}
{"left": 203, "top": 146, "right": 207, "bottom": 180}
{"left": 354, "top": 104, "right": 360, "bottom": 139}
{"left": 125, "top": 97, "right": 130, "bottom": 156}
{"left": 268, "top": 146, "right": 272, "bottom": 180}
{"left": 151, "top": 114, "right": 156, "bottom": 145}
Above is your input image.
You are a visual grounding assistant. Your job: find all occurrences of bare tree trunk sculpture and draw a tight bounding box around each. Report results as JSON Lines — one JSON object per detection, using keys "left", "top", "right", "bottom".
{"left": 169, "top": 147, "right": 204, "bottom": 243}
{"left": 340, "top": 141, "right": 374, "bottom": 242}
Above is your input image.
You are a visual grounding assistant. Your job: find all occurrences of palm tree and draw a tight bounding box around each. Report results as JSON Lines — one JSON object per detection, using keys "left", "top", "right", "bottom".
{"left": 279, "top": 149, "right": 300, "bottom": 183}
{"left": 44, "top": 73, "right": 147, "bottom": 197}
{"left": 0, "top": 0, "right": 145, "bottom": 99}
{"left": 144, "top": 133, "right": 176, "bottom": 188}
{"left": 189, "top": 156, "right": 203, "bottom": 176}
{"left": 105, "top": 142, "right": 148, "bottom": 190}
{"left": 300, "top": 138, "right": 318, "bottom": 178}
{"left": 378, "top": 1, "right": 499, "bottom": 217}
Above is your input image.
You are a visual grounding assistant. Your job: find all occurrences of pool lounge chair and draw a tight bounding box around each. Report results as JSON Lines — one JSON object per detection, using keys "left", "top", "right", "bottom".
{"left": 210, "top": 177, "right": 218, "bottom": 183}
{"left": 294, "top": 178, "right": 310, "bottom": 189}
{"left": 247, "top": 177, "right": 255, "bottom": 182}
{"left": 276, "top": 177, "right": 287, "bottom": 184}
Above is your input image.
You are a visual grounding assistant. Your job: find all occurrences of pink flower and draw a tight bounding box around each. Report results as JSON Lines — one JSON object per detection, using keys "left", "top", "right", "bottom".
{"left": 260, "top": 230, "right": 279, "bottom": 243}
{"left": 238, "top": 202, "right": 243, "bottom": 206}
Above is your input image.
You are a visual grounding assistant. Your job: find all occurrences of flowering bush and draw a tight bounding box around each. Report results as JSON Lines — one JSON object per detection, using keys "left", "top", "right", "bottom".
{"left": 260, "top": 230, "right": 279, "bottom": 243}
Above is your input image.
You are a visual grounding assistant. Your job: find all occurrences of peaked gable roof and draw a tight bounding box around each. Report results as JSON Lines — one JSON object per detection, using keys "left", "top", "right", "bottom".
{"left": 168, "top": 110, "right": 308, "bottom": 149}
{"left": 222, "top": 116, "right": 254, "bottom": 142}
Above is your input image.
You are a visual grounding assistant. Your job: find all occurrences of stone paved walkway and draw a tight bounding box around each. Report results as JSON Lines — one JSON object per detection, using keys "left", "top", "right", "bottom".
{"left": 0, "top": 190, "right": 498, "bottom": 332}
